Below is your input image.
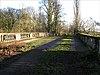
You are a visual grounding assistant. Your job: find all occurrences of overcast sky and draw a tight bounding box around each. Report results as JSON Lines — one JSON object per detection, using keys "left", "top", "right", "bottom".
{"left": 0, "top": 0, "right": 100, "bottom": 23}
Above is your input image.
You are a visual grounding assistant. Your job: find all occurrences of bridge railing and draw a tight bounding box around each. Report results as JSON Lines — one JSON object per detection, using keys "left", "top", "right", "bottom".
{"left": 77, "top": 33, "right": 100, "bottom": 53}
{"left": 0, "top": 32, "right": 49, "bottom": 42}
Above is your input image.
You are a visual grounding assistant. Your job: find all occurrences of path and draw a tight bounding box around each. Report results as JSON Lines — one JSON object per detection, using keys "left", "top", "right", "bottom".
{"left": 0, "top": 37, "right": 62, "bottom": 75}
{"left": 0, "top": 36, "right": 92, "bottom": 75}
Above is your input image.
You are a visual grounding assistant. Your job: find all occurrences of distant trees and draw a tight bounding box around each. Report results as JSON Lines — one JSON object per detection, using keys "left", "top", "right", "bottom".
{"left": 0, "top": 6, "right": 54, "bottom": 33}
{"left": 12, "top": 7, "right": 37, "bottom": 32}
{"left": 0, "top": 9, "right": 4, "bottom": 32}
{"left": 73, "top": 0, "right": 98, "bottom": 35}
{"left": 0, "top": 8, "right": 17, "bottom": 32}
{"left": 79, "top": 18, "right": 97, "bottom": 34}
{"left": 36, "top": 7, "right": 47, "bottom": 32}
{"left": 0, "top": 0, "right": 67, "bottom": 36}
{"left": 0, "top": 7, "right": 37, "bottom": 33}
{"left": 1, "top": 0, "right": 99, "bottom": 36}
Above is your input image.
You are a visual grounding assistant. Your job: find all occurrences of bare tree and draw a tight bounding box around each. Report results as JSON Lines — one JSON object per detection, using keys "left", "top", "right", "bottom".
{"left": 79, "top": 18, "right": 96, "bottom": 34}
{"left": 40, "top": 0, "right": 63, "bottom": 36}
{"left": 40, "top": 0, "right": 54, "bottom": 34}
{"left": 73, "top": 0, "right": 80, "bottom": 34}
{"left": 53, "top": 0, "right": 61, "bottom": 35}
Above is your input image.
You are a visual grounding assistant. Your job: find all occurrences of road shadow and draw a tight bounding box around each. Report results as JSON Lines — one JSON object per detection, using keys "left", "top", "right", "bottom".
{"left": 19, "top": 50, "right": 92, "bottom": 75}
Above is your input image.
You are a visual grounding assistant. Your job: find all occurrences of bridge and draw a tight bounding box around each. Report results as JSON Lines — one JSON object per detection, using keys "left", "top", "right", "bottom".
{"left": 0, "top": 33, "right": 100, "bottom": 75}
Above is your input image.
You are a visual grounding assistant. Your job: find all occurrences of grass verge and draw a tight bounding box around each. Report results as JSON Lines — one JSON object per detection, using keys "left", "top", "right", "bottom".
{"left": 28, "top": 37, "right": 56, "bottom": 47}
{"left": 48, "top": 36, "right": 72, "bottom": 51}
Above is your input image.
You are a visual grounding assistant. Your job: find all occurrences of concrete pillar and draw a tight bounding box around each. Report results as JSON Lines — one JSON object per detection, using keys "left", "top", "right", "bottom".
{"left": 0, "top": 34, "right": 1, "bottom": 42}
{"left": 30, "top": 33, "right": 33, "bottom": 38}
{"left": 0, "top": 34, "right": 4, "bottom": 42}
{"left": 16, "top": 33, "right": 21, "bottom": 40}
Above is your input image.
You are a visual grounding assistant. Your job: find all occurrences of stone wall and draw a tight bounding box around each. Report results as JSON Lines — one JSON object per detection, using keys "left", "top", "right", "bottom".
{"left": 77, "top": 33, "right": 100, "bottom": 53}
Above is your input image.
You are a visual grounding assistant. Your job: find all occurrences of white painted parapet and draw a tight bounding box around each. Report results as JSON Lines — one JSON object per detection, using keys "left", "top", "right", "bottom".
{"left": 0, "top": 32, "right": 48, "bottom": 42}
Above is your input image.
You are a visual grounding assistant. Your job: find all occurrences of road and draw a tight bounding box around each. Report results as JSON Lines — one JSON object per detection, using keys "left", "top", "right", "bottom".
{"left": 0, "top": 37, "right": 62, "bottom": 75}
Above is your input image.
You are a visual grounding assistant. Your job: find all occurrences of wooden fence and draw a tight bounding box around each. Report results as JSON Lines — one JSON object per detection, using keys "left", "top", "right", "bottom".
{"left": 77, "top": 33, "right": 100, "bottom": 53}
{"left": 0, "top": 32, "right": 48, "bottom": 42}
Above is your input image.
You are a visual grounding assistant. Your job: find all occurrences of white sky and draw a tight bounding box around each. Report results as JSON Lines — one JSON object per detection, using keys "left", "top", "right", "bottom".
{"left": 0, "top": 0, "right": 100, "bottom": 23}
